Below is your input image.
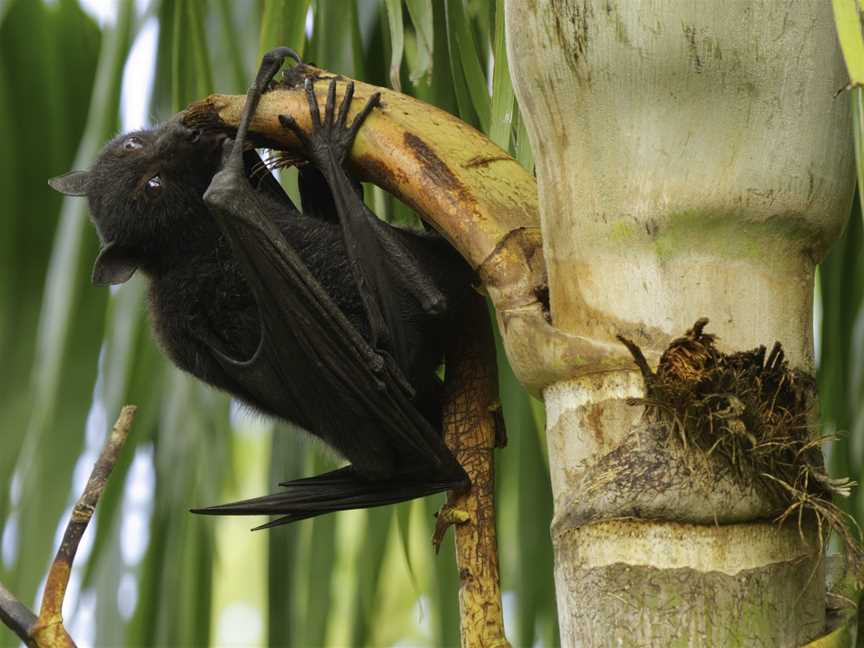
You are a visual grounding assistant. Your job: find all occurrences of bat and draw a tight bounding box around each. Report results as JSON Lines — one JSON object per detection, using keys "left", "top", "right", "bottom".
{"left": 48, "top": 47, "right": 472, "bottom": 527}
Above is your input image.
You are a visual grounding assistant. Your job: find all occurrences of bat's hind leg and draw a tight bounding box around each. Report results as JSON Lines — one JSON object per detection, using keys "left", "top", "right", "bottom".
{"left": 204, "top": 47, "right": 302, "bottom": 210}
{"left": 277, "top": 77, "right": 380, "bottom": 171}
{"left": 279, "top": 78, "right": 453, "bottom": 319}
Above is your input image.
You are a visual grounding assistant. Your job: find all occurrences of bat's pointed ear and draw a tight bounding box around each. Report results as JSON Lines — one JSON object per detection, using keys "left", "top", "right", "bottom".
{"left": 48, "top": 170, "right": 90, "bottom": 196}
{"left": 92, "top": 242, "right": 137, "bottom": 286}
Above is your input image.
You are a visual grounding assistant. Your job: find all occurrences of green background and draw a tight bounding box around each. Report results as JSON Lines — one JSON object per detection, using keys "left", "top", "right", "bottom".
{"left": 0, "top": 0, "right": 858, "bottom": 646}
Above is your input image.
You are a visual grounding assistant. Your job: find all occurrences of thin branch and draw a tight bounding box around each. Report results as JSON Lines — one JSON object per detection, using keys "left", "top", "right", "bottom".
{"left": 436, "top": 294, "right": 511, "bottom": 648}
{"left": 0, "top": 581, "right": 36, "bottom": 646}
{"left": 0, "top": 405, "right": 136, "bottom": 648}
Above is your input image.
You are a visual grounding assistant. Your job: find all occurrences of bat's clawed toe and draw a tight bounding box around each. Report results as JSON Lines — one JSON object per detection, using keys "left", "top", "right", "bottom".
{"left": 348, "top": 92, "right": 381, "bottom": 138}
{"left": 291, "top": 76, "right": 382, "bottom": 168}
{"left": 303, "top": 77, "right": 322, "bottom": 127}
{"left": 256, "top": 47, "right": 303, "bottom": 92}
{"left": 278, "top": 113, "right": 311, "bottom": 150}
{"left": 432, "top": 498, "right": 471, "bottom": 553}
{"left": 325, "top": 78, "right": 338, "bottom": 122}
{"left": 337, "top": 82, "right": 355, "bottom": 127}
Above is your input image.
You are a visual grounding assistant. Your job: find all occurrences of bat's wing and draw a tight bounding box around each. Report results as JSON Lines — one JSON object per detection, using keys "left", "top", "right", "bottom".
{"left": 280, "top": 76, "right": 456, "bottom": 373}
{"left": 195, "top": 465, "right": 462, "bottom": 529}
{"left": 201, "top": 168, "right": 453, "bottom": 469}
{"left": 194, "top": 48, "right": 465, "bottom": 521}
{"left": 298, "top": 163, "right": 359, "bottom": 224}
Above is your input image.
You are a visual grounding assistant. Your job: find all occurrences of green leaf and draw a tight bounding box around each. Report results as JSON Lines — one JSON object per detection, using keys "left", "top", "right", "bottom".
{"left": 215, "top": 0, "right": 250, "bottom": 92}
{"left": 78, "top": 279, "right": 150, "bottom": 594}
{"left": 405, "top": 0, "right": 434, "bottom": 84}
{"left": 833, "top": 0, "right": 864, "bottom": 87}
{"left": 832, "top": 2, "right": 864, "bottom": 227}
{"left": 384, "top": 0, "right": 404, "bottom": 91}
{"left": 393, "top": 499, "right": 421, "bottom": 594}
{"left": 266, "top": 425, "right": 305, "bottom": 647}
{"left": 440, "top": 2, "right": 478, "bottom": 125}
{"left": 130, "top": 371, "right": 230, "bottom": 646}
{"left": 1, "top": 0, "right": 129, "bottom": 621}
{"left": 513, "top": 106, "right": 535, "bottom": 172}
{"left": 295, "top": 451, "right": 339, "bottom": 648}
{"left": 425, "top": 496, "right": 460, "bottom": 648}
{"left": 445, "top": 0, "right": 490, "bottom": 131}
{"left": 488, "top": 0, "right": 514, "bottom": 148}
{"left": 820, "top": 206, "right": 864, "bottom": 499}
{"left": 852, "top": 88, "right": 864, "bottom": 221}
{"left": 258, "top": 0, "right": 309, "bottom": 60}
{"left": 171, "top": 0, "right": 212, "bottom": 111}
{"left": 349, "top": 506, "right": 394, "bottom": 646}
{"left": 311, "top": 0, "right": 355, "bottom": 76}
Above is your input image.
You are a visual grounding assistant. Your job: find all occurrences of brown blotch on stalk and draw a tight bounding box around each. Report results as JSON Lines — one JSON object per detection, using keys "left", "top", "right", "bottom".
{"left": 435, "top": 293, "right": 510, "bottom": 648}
{"left": 403, "top": 132, "right": 463, "bottom": 193}
{"left": 618, "top": 320, "right": 863, "bottom": 578}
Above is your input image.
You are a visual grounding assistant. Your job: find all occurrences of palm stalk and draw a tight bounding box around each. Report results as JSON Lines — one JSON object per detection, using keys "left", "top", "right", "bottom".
{"left": 504, "top": 1, "right": 856, "bottom": 644}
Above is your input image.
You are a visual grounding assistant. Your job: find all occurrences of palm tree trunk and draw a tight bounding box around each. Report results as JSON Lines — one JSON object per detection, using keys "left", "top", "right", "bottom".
{"left": 503, "top": 1, "right": 855, "bottom": 644}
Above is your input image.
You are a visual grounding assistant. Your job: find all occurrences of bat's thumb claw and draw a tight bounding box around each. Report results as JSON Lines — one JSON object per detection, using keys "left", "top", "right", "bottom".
{"left": 422, "top": 295, "right": 447, "bottom": 316}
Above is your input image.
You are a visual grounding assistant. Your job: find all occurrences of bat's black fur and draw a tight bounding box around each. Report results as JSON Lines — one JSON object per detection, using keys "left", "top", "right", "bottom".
{"left": 49, "top": 48, "right": 472, "bottom": 525}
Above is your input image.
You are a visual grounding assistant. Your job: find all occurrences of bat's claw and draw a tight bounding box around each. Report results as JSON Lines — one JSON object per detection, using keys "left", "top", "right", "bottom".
{"left": 257, "top": 47, "right": 302, "bottom": 90}
{"left": 281, "top": 77, "right": 380, "bottom": 169}
{"left": 432, "top": 499, "right": 470, "bottom": 553}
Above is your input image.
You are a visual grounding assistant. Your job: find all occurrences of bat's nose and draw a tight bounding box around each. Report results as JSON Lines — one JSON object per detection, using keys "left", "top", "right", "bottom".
{"left": 163, "top": 120, "right": 200, "bottom": 142}
{"left": 163, "top": 121, "right": 225, "bottom": 159}
{"left": 177, "top": 123, "right": 200, "bottom": 142}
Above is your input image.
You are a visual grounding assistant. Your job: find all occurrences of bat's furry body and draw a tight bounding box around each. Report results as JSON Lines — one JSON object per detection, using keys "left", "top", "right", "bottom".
{"left": 49, "top": 49, "right": 471, "bottom": 525}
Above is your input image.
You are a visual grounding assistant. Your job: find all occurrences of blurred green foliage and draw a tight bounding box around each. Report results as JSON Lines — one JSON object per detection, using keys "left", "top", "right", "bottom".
{"left": 0, "top": 1, "right": 556, "bottom": 645}
{"left": 2, "top": 2, "right": 861, "bottom": 646}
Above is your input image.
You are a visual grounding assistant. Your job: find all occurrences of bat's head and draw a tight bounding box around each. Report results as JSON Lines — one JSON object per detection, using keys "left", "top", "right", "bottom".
{"left": 49, "top": 119, "right": 226, "bottom": 286}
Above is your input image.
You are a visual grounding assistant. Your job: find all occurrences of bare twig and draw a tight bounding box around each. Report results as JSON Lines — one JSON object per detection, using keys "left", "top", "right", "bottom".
{"left": 0, "top": 581, "right": 36, "bottom": 645}
{"left": 436, "top": 294, "right": 511, "bottom": 648}
{"left": 0, "top": 405, "right": 136, "bottom": 648}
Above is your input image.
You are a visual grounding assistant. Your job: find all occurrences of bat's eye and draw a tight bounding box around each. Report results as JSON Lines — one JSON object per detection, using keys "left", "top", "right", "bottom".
{"left": 123, "top": 137, "right": 144, "bottom": 151}
{"left": 146, "top": 175, "right": 162, "bottom": 193}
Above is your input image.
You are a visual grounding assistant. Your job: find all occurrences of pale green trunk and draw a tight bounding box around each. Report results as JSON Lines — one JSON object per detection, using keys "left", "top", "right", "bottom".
{"left": 503, "top": 1, "right": 855, "bottom": 645}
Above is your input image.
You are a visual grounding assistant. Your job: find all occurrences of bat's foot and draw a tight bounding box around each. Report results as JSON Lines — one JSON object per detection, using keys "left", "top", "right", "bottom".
{"left": 278, "top": 78, "right": 380, "bottom": 169}
{"left": 432, "top": 496, "right": 470, "bottom": 553}
{"left": 222, "top": 47, "right": 304, "bottom": 177}
{"left": 249, "top": 48, "right": 303, "bottom": 114}
{"left": 256, "top": 47, "right": 303, "bottom": 94}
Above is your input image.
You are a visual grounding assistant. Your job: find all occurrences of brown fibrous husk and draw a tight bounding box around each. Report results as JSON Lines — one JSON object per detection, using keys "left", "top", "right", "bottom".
{"left": 618, "top": 318, "right": 863, "bottom": 579}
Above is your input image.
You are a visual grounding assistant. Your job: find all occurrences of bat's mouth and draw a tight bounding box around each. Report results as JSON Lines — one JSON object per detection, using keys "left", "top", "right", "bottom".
{"left": 180, "top": 114, "right": 299, "bottom": 187}
{"left": 163, "top": 120, "right": 230, "bottom": 182}
{"left": 183, "top": 123, "right": 303, "bottom": 194}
